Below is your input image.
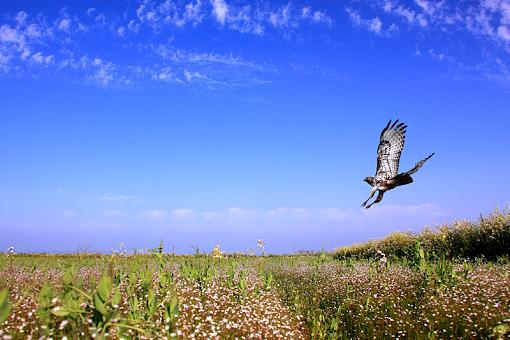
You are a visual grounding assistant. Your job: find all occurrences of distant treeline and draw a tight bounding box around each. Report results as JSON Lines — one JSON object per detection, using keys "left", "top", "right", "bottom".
{"left": 334, "top": 208, "right": 510, "bottom": 261}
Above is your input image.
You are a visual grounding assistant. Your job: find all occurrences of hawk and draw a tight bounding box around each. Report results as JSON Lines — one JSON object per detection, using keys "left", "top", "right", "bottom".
{"left": 362, "top": 119, "right": 434, "bottom": 209}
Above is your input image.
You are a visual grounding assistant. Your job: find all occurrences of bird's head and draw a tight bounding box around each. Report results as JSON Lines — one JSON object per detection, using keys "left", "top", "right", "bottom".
{"left": 363, "top": 176, "right": 375, "bottom": 186}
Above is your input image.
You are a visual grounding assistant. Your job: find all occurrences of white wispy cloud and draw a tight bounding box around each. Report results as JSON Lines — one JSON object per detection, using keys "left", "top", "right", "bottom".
{"left": 224, "top": 5, "right": 264, "bottom": 34}
{"left": 467, "top": 0, "right": 510, "bottom": 44}
{"left": 94, "top": 13, "right": 107, "bottom": 27}
{"left": 344, "top": 1, "right": 510, "bottom": 81}
{"left": 92, "top": 60, "right": 115, "bottom": 86}
{"left": 346, "top": 8, "right": 383, "bottom": 34}
{"left": 15, "top": 11, "right": 28, "bottom": 26}
{"left": 498, "top": 24, "right": 510, "bottom": 40}
{"left": 382, "top": 1, "right": 428, "bottom": 27}
{"left": 25, "top": 23, "right": 43, "bottom": 39}
{"left": 0, "top": 3, "right": 330, "bottom": 87}
{"left": 0, "top": 24, "right": 27, "bottom": 47}
{"left": 302, "top": 7, "right": 333, "bottom": 26}
{"left": 116, "top": 26, "right": 126, "bottom": 37}
{"left": 0, "top": 11, "right": 70, "bottom": 72}
{"left": 58, "top": 55, "right": 127, "bottom": 86}
{"left": 58, "top": 18, "right": 71, "bottom": 32}
{"left": 269, "top": 4, "right": 292, "bottom": 28}
{"left": 58, "top": 46, "right": 270, "bottom": 88}
{"left": 132, "top": 0, "right": 332, "bottom": 35}
{"left": 184, "top": 0, "right": 204, "bottom": 26}
{"left": 136, "top": 0, "right": 205, "bottom": 28}
{"left": 31, "top": 51, "right": 54, "bottom": 64}
{"left": 147, "top": 45, "right": 273, "bottom": 87}
{"left": 153, "top": 46, "right": 267, "bottom": 70}
{"left": 152, "top": 66, "right": 178, "bottom": 82}
{"left": 211, "top": 0, "right": 229, "bottom": 25}
{"left": 376, "top": 0, "right": 510, "bottom": 48}
{"left": 0, "top": 53, "right": 9, "bottom": 71}
{"left": 229, "top": 3, "right": 333, "bottom": 34}
{"left": 6, "top": 1, "right": 508, "bottom": 88}
{"left": 427, "top": 48, "right": 447, "bottom": 61}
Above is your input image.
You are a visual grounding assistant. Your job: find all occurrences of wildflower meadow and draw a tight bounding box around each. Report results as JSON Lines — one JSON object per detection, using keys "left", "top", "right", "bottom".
{"left": 1, "top": 210, "right": 510, "bottom": 339}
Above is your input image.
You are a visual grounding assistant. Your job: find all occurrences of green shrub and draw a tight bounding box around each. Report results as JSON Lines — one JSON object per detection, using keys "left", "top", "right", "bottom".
{"left": 334, "top": 208, "right": 510, "bottom": 261}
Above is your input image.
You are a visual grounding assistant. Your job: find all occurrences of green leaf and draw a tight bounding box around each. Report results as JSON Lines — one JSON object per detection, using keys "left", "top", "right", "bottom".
{"left": 169, "top": 296, "right": 179, "bottom": 314}
{"left": 51, "top": 307, "right": 69, "bottom": 317}
{"left": 38, "top": 284, "right": 54, "bottom": 309}
{"left": 111, "top": 287, "right": 121, "bottom": 307}
{"left": 63, "top": 268, "right": 75, "bottom": 286}
{"left": 239, "top": 278, "right": 247, "bottom": 291}
{"left": 110, "top": 322, "right": 147, "bottom": 334}
{"left": 128, "top": 295, "right": 139, "bottom": 317}
{"left": 126, "top": 319, "right": 142, "bottom": 325}
{"left": 164, "top": 296, "right": 179, "bottom": 321}
{"left": 147, "top": 290, "right": 157, "bottom": 316}
{"left": 97, "top": 275, "right": 112, "bottom": 303}
{"left": 94, "top": 293, "right": 108, "bottom": 316}
{"left": 159, "top": 272, "right": 167, "bottom": 288}
{"left": 493, "top": 323, "right": 509, "bottom": 335}
{"left": 0, "top": 288, "right": 12, "bottom": 324}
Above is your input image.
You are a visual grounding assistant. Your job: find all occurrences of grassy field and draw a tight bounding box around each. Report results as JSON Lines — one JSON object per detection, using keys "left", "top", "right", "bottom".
{"left": 1, "top": 212, "right": 510, "bottom": 339}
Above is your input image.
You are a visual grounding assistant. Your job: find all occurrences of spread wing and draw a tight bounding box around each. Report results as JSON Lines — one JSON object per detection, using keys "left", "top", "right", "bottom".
{"left": 375, "top": 119, "right": 407, "bottom": 181}
{"left": 407, "top": 153, "right": 435, "bottom": 175}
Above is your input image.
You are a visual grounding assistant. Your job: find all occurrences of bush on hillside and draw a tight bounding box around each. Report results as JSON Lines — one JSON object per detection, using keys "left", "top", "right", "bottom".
{"left": 334, "top": 208, "right": 510, "bottom": 261}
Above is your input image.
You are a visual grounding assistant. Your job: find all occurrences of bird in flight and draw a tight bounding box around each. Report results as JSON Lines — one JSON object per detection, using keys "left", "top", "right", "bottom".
{"left": 362, "top": 119, "right": 434, "bottom": 209}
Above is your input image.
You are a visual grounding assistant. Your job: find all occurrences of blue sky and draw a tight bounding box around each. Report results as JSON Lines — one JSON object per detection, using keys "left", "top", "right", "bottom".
{"left": 1, "top": 0, "right": 509, "bottom": 254}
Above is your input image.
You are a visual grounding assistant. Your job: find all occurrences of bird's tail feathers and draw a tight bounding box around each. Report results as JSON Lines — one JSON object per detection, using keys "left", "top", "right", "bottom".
{"left": 407, "top": 153, "right": 435, "bottom": 175}
{"left": 393, "top": 172, "right": 413, "bottom": 186}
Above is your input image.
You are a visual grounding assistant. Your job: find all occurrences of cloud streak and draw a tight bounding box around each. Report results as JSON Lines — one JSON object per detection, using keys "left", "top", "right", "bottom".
{"left": 345, "top": 0, "right": 510, "bottom": 81}
{"left": 2, "top": 1, "right": 509, "bottom": 87}
{"left": 376, "top": 0, "right": 510, "bottom": 51}
{"left": 135, "top": 203, "right": 450, "bottom": 226}
{"left": 346, "top": 8, "right": 383, "bottom": 34}
{"left": 0, "top": 3, "right": 302, "bottom": 88}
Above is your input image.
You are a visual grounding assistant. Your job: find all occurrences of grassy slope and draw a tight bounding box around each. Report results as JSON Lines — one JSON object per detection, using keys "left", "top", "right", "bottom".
{"left": 334, "top": 209, "right": 510, "bottom": 261}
